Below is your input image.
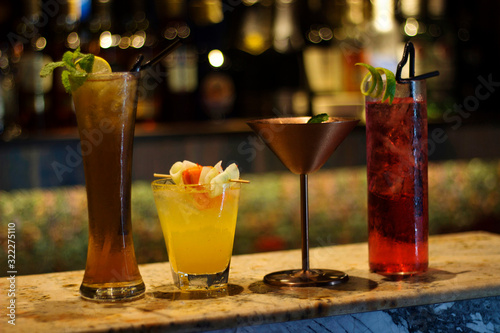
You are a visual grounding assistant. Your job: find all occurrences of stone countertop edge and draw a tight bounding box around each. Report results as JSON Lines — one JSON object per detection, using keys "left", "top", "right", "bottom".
{"left": 2, "top": 231, "right": 500, "bottom": 333}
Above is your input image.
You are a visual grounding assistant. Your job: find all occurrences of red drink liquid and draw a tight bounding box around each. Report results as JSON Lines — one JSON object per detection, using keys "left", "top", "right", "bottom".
{"left": 366, "top": 86, "right": 428, "bottom": 275}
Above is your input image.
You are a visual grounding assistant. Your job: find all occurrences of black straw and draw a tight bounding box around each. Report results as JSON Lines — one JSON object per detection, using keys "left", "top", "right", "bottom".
{"left": 396, "top": 41, "right": 440, "bottom": 83}
{"left": 130, "top": 54, "right": 144, "bottom": 72}
{"left": 129, "top": 37, "right": 182, "bottom": 72}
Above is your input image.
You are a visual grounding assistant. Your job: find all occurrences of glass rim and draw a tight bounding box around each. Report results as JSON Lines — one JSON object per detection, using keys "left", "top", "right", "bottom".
{"left": 86, "top": 72, "right": 139, "bottom": 81}
{"left": 394, "top": 79, "right": 426, "bottom": 86}
{"left": 151, "top": 178, "right": 241, "bottom": 189}
{"left": 364, "top": 79, "right": 426, "bottom": 102}
{"left": 247, "top": 116, "right": 359, "bottom": 125}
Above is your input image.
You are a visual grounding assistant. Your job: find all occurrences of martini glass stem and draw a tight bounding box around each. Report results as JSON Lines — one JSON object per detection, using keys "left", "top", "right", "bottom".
{"left": 300, "top": 174, "right": 310, "bottom": 272}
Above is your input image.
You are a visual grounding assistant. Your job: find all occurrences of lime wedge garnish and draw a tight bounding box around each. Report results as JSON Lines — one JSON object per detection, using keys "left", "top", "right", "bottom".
{"left": 77, "top": 56, "right": 111, "bottom": 74}
{"left": 356, "top": 63, "right": 396, "bottom": 104}
{"left": 307, "top": 113, "right": 329, "bottom": 123}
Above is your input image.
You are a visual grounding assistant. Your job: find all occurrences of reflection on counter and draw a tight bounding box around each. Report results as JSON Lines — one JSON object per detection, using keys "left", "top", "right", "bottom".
{"left": 0, "top": 159, "right": 499, "bottom": 276}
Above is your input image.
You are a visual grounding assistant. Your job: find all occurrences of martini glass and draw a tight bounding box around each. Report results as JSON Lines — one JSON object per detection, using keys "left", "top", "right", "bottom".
{"left": 247, "top": 117, "right": 359, "bottom": 287}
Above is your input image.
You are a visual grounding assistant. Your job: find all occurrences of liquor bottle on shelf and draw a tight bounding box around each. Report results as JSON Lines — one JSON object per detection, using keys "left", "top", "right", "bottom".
{"left": 301, "top": 0, "right": 342, "bottom": 116}
{"left": 14, "top": 0, "right": 53, "bottom": 133}
{"left": 0, "top": 2, "right": 21, "bottom": 140}
{"left": 273, "top": 0, "right": 303, "bottom": 54}
{"left": 188, "top": 0, "right": 224, "bottom": 26}
{"left": 234, "top": 0, "right": 273, "bottom": 57}
{"left": 46, "top": 0, "right": 86, "bottom": 129}
{"left": 300, "top": 0, "right": 338, "bottom": 92}
{"left": 223, "top": 0, "right": 307, "bottom": 119}
{"left": 195, "top": 23, "right": 238, "bottom": 121}
{"left": 395, "top": 0, "right": 454, "bottom": 121}
{"left": 0, "top": 47, "right": 21, "bottom": 141}
{"left": 156, "top": 0, "right": 199, "bottom": 122}
{"left": 422, "top": 0, "right": 454, "bottom": 121}
{"left": 87, "top": 0, "right": 118, "bottom": 66}
{"left": 120, "top": 0, "right": 161, "bottom": 123}
{"left": 270, "top": 0, "right": 307, "bottom": 117}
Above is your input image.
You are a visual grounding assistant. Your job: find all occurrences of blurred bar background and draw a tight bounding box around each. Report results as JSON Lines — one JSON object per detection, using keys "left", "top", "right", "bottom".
{"left": 0, "top": 0, "right": 499, "bottom": 274}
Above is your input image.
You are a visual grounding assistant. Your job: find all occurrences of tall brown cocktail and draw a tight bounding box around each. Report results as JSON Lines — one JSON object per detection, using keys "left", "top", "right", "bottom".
{"left": 72, "top": 72, "right": 145, "bottom": 301}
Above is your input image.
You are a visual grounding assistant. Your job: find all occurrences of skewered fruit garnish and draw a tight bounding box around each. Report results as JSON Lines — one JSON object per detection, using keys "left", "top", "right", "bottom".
{"left": 169, "top": 160, "right": 241, "bottom": 197}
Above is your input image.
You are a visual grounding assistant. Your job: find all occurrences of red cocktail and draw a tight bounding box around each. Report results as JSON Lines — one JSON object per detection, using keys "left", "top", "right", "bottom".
{"left": 366, "top": 81, "right": 428, "bottom": 275}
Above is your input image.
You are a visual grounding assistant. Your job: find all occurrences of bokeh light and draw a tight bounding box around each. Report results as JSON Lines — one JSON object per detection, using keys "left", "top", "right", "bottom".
{"left": 208, "top": 49, "right": 224, "bottom": 68}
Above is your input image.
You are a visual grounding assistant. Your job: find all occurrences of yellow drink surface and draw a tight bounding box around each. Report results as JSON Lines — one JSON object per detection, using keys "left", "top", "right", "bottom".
{"left": 152, "top": 182, "right": 240, "bottom": 275}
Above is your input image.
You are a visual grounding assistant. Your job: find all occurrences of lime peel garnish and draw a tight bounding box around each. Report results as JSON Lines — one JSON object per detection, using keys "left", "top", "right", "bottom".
{"left": 356, "top": 63, "right": 396, "bottom": 104}
{"left": 39, "top": 47, "right": 94, "bottom": 93}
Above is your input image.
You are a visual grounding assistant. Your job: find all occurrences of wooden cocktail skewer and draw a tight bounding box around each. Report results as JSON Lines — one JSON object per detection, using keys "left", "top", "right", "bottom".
{"left": 153, "top": 173, "right": 250, "bottom": 184}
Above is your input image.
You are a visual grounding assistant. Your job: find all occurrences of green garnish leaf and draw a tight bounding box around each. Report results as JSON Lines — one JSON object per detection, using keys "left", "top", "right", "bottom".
{"left": 75, "top": 53, "right": 95, "bottom": 74}
{"left": 61, "top": 70, "right": 70, "bottom": 91}
{"left": 308, "top": 113, "right": 329, "bottom": 123}
{"left": 39, "top": 47, "right": 95, "bottom": 93}
{"left": 39, "top": 61, "right": 65, "bottom": 77}
{"left": 62, "top": 51, "right": 75, "bottom": 69}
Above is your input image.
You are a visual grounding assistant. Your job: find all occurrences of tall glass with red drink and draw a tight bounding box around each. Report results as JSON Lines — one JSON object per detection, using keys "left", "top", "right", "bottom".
{"left": 365, "top": 80, "right": 428, "bottom": 276}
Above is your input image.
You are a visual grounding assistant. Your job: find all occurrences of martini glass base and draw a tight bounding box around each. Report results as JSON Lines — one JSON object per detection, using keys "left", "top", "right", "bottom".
{"left": 264, "top": 269, "right": 349, "bottom": 287}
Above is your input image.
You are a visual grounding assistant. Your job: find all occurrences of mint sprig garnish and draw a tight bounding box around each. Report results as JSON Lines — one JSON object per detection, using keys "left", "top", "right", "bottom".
{"left": 40, "top": 47, "right": 94, "bottom": 93}
{"left": 307, "top": 113, "right": 329, "bottom": 124}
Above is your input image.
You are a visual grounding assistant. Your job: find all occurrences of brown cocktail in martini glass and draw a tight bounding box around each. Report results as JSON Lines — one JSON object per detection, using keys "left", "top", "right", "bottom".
{"left": 247, "top": 116, "right": 359, "bottom": 287}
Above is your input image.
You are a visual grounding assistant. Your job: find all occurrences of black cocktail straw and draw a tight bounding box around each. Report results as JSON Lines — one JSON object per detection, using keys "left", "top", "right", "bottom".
{"left": 396, "top": 41, "right": 440, "bottom": 83}
{"left": 130, "top": 54, "right": 145, "bottom": 72}
{"left": 130, "top": 37, "right": 182, "bottom": 72}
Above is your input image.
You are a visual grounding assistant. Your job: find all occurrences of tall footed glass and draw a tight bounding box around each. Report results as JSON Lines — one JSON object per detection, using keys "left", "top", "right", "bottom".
{"left": 72, "top": 72, "right": 145, "bottom": 301}
{"left": 247, "top": 117, "right": 358, "bottom": 287}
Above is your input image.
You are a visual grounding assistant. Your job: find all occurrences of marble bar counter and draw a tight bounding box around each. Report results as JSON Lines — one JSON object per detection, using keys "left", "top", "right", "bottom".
{"left": 3, "top": 231, "right": 500, "bottom": 333}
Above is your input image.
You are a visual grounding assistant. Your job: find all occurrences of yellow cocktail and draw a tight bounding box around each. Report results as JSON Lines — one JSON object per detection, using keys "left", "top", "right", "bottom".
{"left": 152, "top": 178, "right": 241, "bottom": 290}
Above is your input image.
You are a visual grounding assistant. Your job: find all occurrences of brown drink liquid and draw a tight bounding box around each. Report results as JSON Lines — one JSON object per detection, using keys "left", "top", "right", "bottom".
{"left": 366, "top": 88, "right": 429, "bottom": 275}
{"left": 72, "top": 73, "right": 144, "bottom": 300}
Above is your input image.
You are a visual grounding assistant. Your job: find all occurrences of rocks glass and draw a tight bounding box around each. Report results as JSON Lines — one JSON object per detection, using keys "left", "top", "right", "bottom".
{"left": 152, "top": 179, "right": 241, "bottom": 290}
